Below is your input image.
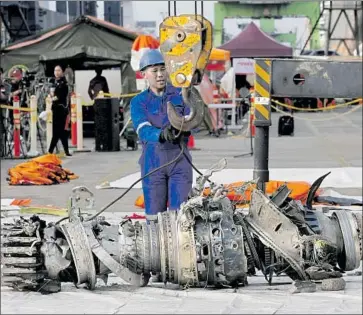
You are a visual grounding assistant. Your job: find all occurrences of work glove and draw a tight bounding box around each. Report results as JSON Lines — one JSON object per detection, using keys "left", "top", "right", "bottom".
{"left": 159, "top": 126, "right": 176, "bottom": 143}
{"left": 159, "top": 126, "right": 192, "bottom": 144}
{"left": 173, "top": 130, "right": 192, "bottom": 143}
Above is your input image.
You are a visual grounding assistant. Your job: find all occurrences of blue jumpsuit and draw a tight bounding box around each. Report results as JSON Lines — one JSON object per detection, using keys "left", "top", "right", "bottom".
{"left": 130, "top": 85, "right": 193, "bottom": 220}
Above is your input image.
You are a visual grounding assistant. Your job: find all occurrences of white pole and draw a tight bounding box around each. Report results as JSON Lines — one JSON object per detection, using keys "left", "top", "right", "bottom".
{"left": 27, "top": 95, "right": 39, "bottom": 157}
{"left": 119, "top": 116, "right": 131, "bottom": 138}
{"left": 45, "top": 95, "right": 53, "bottom": 151}
{"left": 66, "top": 1, "right": 70, "bottom": 23}
{"left": 231, "top": 67, "right": 237, "bottom": 129}
{"left": 211, "top": 71, "right": 216, "bottom": 84}
{"left": 76, "top": 93, "right": 83, "bottom": 151}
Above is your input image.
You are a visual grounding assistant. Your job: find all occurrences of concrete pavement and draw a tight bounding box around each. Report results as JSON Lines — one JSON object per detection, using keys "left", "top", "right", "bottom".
{"left": 1, "top": 270, "right": 362, "bottom": 314}
{"left": 1, "top": 108, "right": 361, "bottom": 213}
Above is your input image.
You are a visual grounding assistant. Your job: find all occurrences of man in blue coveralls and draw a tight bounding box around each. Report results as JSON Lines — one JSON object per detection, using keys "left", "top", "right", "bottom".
{"left": 131, "top": 49, "right": 193, "bottom": 222}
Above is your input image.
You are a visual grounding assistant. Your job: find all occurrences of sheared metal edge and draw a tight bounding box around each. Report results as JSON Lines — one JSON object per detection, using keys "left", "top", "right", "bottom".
{"left": 60, "top": 220, "right": 97, "bottom": 289}
{"left": 83, "top": 224, "right": 143, "bottom": 287}
{"left": 246, "top": 189, "right": 308, "bottom": 280}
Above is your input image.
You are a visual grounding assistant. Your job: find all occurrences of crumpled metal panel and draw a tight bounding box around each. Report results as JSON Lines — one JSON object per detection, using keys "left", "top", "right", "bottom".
{"left": 332, "top": 210, "right": 361, "bottom": 271}
{"left": 269, "top": 59, "right": 363, "bottom": 98}
{"left": 84, "top": 224, "right": 144, "bottom": 287}
{"left": 60, "top": 220, "right": 97, "bottom": 289}
{"left": 246, "top": 189, "right": 308, "bottom": 280}
{"left": 314, "top": 211, "right": 343, "bottom": 253}
{"left": 40, "top": 242, "right": 71, "bottom": 279}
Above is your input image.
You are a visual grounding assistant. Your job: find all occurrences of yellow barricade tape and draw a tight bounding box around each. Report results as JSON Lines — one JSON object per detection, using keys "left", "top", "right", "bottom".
{"left": 270, "top": 103, "right": 362, "bottom": 122}
{"left": 103, "top": 92, "right": 139, "bottom": 98}
{"left": 0, "top": 104, "right": 36, "bottom": 112}
{"left": 271, "top": 98, "right": 362, "bottom": 111}
{"left": 81, "top": 92, "right": 139, "bottom": 106}
{"left": 2, "top": 92, "right": 140, "bottom": 109}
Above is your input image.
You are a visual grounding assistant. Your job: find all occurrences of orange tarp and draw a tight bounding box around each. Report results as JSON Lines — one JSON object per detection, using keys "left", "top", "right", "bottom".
{"left": 10, "top": 199, "right": 32, "bottom": 206}
{"left": 131, "top": 34, "right": 160, "bottom": 51}
{"left": 8, "top": 154, "right": 78, "bottom": 186}
{"left": 134, "top": 180, "right": 320, "bottom": 209}
{"left": 210, "top": 48, "right": 231, "bottom": 61}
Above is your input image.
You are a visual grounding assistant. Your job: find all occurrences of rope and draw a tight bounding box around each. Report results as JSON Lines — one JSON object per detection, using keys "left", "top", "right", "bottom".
{"left": 270, "top": 103, "right": 362, "bottom": 122}
{"left": 271, "top": 98, "right": 362, "bottom": 111}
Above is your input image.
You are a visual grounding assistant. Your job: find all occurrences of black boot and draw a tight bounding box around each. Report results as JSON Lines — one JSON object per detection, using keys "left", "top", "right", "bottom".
{"left": 61, "top": 131, "right": 71, "bottom": 156}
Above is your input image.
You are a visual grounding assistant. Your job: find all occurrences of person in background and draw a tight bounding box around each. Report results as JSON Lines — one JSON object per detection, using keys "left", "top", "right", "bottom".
{"left": 9, "top": 68, "right": 26, "bottom": 107}
{"left": 0, "top": 67, "right": 11, "bottom": 155}
{"left": 2, "top": 68, "right": 25, "bottom": 124}
{"left": 48, "top": 65, "right": 72, "bottom": 156}
{"left": 236, "top": 74, "right": 252, "bottom": 94}
{"left": 64, "top": 64, "right": 75, "bottom": 92}
{"left": 88, "top": 67, "right": 109, "bottom": 100}
{"left": 236, "top": 74, "right": 252, "bottom": 118}
{"left": 0, "top": 67, "right": 10, "bottom": 104}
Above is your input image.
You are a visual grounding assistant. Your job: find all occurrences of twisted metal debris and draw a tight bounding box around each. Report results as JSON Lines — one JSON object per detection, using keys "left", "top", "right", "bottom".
{"left": 1, "top": 159, "right": 361, "bottom": 293}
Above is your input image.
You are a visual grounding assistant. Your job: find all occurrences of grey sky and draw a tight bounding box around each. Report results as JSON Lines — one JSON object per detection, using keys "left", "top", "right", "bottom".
{"left": 132, "top": 1, "right": 216, "bottom": 25}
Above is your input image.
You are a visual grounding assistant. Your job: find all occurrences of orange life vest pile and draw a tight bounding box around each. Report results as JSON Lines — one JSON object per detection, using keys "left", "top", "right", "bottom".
{"left": 7, "top": 154, "right": 78, "bottom": 185}
{"left": 134, "top": 180, "right": 322, "bottom": 209}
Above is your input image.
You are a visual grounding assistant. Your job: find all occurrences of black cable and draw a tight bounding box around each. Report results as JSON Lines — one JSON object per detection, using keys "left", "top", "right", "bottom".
{"left": 55, "top": 141, "right": 187, "bottom": 224}
{"left": 55, "top": 138, "right": 210, "bottom": 226}
{"left": 88, "top": 144, "right": 187, "bottom": 221}
{"left": 179, "top": 142, "right": 212, "bottom": 184}
{"left": 89, "top": 139, "right": 212, "bottom": 220}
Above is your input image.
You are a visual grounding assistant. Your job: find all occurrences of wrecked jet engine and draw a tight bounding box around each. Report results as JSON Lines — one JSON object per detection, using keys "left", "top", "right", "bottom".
{"left": 1, "top": 159, "right": 362, "bottom": 293}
